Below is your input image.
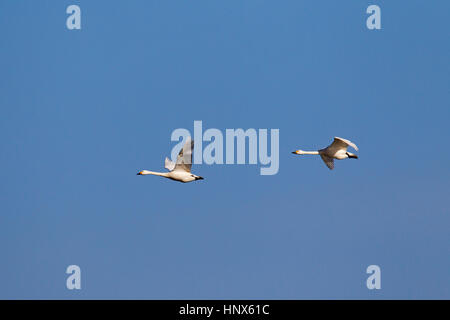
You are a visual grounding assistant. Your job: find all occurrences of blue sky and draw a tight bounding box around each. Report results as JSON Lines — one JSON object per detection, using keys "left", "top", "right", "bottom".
{"left": 0, "top": 0, "right": 449, "bottom": 299}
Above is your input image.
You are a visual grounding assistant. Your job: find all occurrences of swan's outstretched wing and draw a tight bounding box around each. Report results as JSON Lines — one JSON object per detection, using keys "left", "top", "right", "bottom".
{"left": 164, "top": 157, "right": 176, "bottom": 171}
{"left": 329, "top": 137, "right": 358, "bottom": 151}
{"left": 320, "top": 154, "right": 335, "bottom": 170}
{"left": 174, "top": 138, "right": 194, "bottom": 172}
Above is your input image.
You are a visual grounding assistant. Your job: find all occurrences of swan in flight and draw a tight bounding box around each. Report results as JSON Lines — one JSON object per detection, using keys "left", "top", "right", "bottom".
{"left": 292, "top": 137, "right": 359, "bottom": 170}
{"left": 137, "top": 138, "right": 204, "bottom": 183}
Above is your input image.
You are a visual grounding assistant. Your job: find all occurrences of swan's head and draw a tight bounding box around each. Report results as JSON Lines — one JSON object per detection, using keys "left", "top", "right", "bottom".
{"left": 137, "top": 170, "right": 151, "bottom": 175}
{"left": 292, "top": 149, "right": 304, "bottom": 155}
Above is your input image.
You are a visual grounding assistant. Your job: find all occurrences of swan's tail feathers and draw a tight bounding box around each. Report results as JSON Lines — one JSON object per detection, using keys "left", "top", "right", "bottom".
{"left": 320, "top": 154, "right": 335, "bottom": 170}
{"left": 164, "top": 157, "right": 176, "bottom": 171}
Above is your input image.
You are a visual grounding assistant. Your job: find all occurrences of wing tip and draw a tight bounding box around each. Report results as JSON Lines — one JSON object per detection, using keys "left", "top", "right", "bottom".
{"left": 335, "top": 136, "right": 358, "bottom": 151}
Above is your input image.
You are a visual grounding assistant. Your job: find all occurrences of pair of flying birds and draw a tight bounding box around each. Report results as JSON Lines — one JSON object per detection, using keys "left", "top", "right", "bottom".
{"left": 137, "top": 137, "right": 359, "bottom": 183}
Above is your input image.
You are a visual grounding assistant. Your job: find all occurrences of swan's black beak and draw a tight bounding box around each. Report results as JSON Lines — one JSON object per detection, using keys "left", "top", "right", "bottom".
{"left": 137, "top": 172, "right": 142, "bottom": 175}
{"left": 196, "top": 176, "right": 204, "bottom": 180}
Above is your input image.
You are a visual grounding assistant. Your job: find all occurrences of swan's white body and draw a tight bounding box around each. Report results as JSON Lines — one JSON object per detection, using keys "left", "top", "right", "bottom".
{"left": 292, "top": 137, "right": 359, "bottom": 170}
{"left": 137, "top": 138, "right": 204, "bottom": 183}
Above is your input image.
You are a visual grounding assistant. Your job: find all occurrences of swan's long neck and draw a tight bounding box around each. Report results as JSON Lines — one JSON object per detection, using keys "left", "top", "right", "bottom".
{"left": 300, "top": 150, "right": 319, "bottom": 155}
{"left": 140, "top": 170, "right": 170, "bottom": 177}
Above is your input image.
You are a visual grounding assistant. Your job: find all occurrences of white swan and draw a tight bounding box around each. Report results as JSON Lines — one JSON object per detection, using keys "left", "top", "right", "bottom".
{"left": 292, "top": 137, "right": 359, "bottom": 170}
{"left": 137, "top": 138, "right": 204, "bottom": 183}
